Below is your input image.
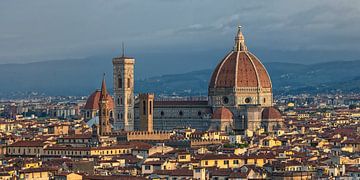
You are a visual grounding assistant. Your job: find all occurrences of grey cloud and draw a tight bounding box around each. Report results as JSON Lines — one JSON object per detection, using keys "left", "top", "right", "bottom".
{"left": 0, "top": 0, "right": 359, "bottom": 64}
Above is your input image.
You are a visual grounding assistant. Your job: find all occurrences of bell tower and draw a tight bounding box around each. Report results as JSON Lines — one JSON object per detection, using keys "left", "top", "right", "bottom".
{"left": 98, "top": 74, "right": 112, "bottom": 135}
{"left": 112, "top": 50, "right": 135, "bottom": 131}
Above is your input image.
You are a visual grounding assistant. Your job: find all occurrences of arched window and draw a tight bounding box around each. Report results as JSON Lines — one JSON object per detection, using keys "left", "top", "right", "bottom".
{"left": 120, "top": 113, "right": 123, "bottom": 120}
{"left": 142, "top": 101, "right": 146, "bottom": 115}
{"left": 118, "top": 77, "right": 122, "bottom": 89}
{"left": 149, "top": 101, "right": 152, "bottom": 115}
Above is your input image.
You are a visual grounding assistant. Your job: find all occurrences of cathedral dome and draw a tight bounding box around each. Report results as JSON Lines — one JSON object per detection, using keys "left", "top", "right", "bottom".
{"left": 212, "top": 107, "right": 233, "bottom": 119}
{"left": 209, "top": 27, "right": 271, "bottom": 89}
{"left": 84, "top": 90, "right": 114, "bottom": 110}
{"left": 262, "top": 107, "right": 282, "bottom": 119}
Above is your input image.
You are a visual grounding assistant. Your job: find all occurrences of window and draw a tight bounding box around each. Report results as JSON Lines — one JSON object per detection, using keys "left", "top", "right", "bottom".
{"left": 161, "top": 111, "right": 164, "bottom": 116}
{"left": 179, "top": 111, "right": 183, "bottom": 116}
{"left": 245, "top": 97, "right": 251, "bottom": 103}
{"left": 205, "top": 161, "right": 208, "bottom": 165}
{"left": 234, "top": 160, "right": 239, "bottom": 164}
{"left": 118, "top": 77, "right": 122, "bottom": 88}
{"left": 198, "top": 111, "right": 202, "bottom": 116}
{"left": 224, "top": 160, "right": 229, "bottom": 165}
{"left": 143, "top": 101, "right": 146, "bottom": 115}
{"left": 223, "top": 96, "right": 229, "bottom": 104}
{"left": 145, "top": 165, "right": 151, "bottom": 170}
{"left": 149, "top": 101, "right": 152, "bottom": 115}
{"left": 127, "top": 78, "right": 131, "bottom": 88}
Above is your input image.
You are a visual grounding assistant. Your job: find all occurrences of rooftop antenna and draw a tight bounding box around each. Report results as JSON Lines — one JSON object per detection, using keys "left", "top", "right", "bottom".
{"left": 122, "top": 42, "right": 125, "bottom": 57}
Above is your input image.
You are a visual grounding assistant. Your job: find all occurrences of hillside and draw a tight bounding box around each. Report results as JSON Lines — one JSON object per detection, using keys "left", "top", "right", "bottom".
{"left": 1, "top": 58, "right": 360, "bottom": 98}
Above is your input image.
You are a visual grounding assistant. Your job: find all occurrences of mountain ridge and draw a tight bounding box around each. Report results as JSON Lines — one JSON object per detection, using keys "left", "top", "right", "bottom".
{"left": 1, "top": 58, "right": 360, "bottom": 98}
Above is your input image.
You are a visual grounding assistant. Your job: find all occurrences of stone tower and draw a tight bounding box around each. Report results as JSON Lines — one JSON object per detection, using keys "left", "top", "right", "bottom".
{"left": 113, "top": 54, "right": 135, "bottom": 131}
{"left": 98, "top": 75, "right": 112, "bottom": 135}
{"left": 139, "top": 93, "right": 154, "bottom": 132}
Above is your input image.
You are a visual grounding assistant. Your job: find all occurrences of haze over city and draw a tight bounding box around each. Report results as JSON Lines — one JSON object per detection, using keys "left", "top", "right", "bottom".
{"left": 0, "top": 1, "right": 360, "bottom": 179}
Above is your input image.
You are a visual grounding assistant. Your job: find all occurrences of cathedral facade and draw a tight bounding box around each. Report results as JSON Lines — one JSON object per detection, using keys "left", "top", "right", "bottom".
{"left": 113, "top": 27, "right": 284, "bottom": 133}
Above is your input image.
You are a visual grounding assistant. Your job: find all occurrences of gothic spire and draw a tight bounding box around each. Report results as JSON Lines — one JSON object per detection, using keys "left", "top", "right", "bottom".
{"left": 100, "top": 73, "right": 107, "bottom": 101}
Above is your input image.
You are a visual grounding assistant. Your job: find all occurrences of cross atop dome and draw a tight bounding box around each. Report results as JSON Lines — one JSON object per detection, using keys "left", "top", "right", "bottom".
{"left": 234, "top": 25, "right": 247, "bottom": 52}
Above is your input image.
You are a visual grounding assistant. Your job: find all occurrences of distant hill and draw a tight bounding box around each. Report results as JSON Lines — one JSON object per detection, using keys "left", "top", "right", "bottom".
{"left": 1, "top": 57, "right": 360, "bottom": 98}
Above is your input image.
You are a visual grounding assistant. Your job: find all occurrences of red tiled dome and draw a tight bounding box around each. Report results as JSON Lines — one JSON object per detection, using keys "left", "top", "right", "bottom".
{"left": 212, "top": 107, "right": 233, "bottom": 119}
{"left": 209, "top": 51, "right": 271, "bottom": 89}
{"left": 84, "top": 90, "right": 114, "bottom": 110}
{"left": 262, "top": 107, "right": 282, "bottom": 119}
{"left": 209, "top": 27, "right": 271, "bottom": 89}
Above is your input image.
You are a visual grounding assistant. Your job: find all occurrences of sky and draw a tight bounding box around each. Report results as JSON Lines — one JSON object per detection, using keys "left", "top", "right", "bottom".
{"left": 1, "top": 0, "right": 360, "bottom": 77}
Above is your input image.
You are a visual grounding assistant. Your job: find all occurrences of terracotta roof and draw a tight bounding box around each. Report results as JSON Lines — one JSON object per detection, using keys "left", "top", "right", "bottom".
{"left": 262, "top": 107, "right": 282, "bottom": 119}
{"left": 143, "top": 160, "right": 165, "bottom": 165}
{"left": 209, "top": 51, "right": 271, "bottom": 89}
{"left": 212, "top": 107, "right": 233, "bottom": 119}
{"left": 84, "top": 175, "right": 146, "bottom": 180}
{"left": 8, "top": 140, "right": 45, "bottom": 147}
{"left": 59, "top": 134, "right": 92, "bottom": 139}
{"left": 45, "top": 145, "right": 90, "bottom": 151}
{"left": 153, "top": 168, "right": 193, "bottom": 176}
{"left": 83, "top": 90, "right": 114, "bottom": 110}
{"left": 153, "top": 100, "right": 209, "bottom": 107}
{"left": 20, "top": 167, "right": 58, "bottom": 173}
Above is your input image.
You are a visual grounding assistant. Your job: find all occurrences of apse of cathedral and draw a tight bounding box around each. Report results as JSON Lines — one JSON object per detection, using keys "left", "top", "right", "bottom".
{"left": 84, "top": 26, "right": 284, "bottom": 135}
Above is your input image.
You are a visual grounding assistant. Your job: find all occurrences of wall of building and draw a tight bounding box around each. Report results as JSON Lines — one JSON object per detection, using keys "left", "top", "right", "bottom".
{"left": 135, "top": 106, "right": 211, "bottom": 131}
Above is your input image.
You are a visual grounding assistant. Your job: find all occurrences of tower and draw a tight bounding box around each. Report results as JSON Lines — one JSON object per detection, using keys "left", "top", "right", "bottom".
{"left": 139, "top": 93, "right": 154, "bottom": 132}
{"left": 113, "top": 53, "right": 135, "bottom": 131}
{"left": 98, "top": 75, "right": 112, "bottom": 135}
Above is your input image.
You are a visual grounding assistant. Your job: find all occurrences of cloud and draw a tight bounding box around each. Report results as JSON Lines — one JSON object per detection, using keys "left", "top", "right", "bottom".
{"left": 0, "top": 0, "right": 359, "bottom": 64}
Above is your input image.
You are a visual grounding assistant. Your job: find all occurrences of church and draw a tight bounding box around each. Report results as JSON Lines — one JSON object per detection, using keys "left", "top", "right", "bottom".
{"left": 84, "top": 26, "right": 284, "bottom": 135}
{"left": 111, "top": 26, "right": 284, "bottom": 134}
